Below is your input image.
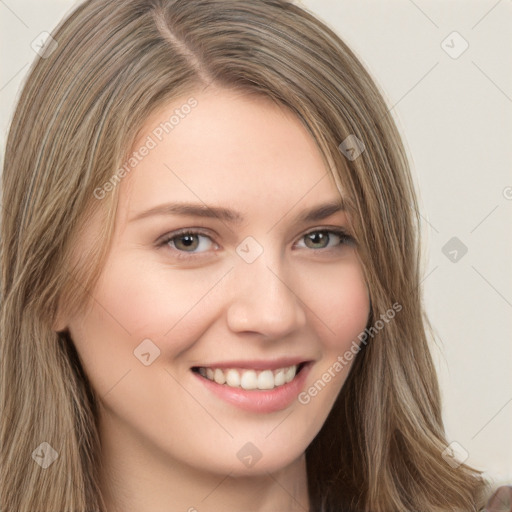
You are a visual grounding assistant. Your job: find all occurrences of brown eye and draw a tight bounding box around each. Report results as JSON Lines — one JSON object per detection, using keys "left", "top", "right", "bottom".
{"left": 173, "top": 234, "right": 200, "bottom": 251}
{"left": 304, "top": 231, "right": 330, "bottom": 249}
{"left": 162, "top": 231, "right": 216, "bottom": 254}
{"left": 298, "top": 229, "right": 352, "bottom": 250}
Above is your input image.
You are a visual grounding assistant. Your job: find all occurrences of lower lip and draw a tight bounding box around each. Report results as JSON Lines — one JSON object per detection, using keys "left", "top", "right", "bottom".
{"left": 191, "top": 363, "right": 313, "bottom": 413}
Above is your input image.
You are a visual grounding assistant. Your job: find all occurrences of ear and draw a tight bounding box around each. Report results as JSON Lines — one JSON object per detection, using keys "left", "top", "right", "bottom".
{"left": 52, "top": 317, "right": 68, "bottom": 333}
{"left": 52, "top": 299, "right": 69, "bottom": 333}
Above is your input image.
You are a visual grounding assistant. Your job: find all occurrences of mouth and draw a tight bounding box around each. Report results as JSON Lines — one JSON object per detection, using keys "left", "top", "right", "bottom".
{"left": 191, "top": 361, "right": 310, "bottom": 391}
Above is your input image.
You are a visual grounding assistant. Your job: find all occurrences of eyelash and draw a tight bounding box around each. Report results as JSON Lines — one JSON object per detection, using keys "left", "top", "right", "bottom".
{"left": 157, "top": 227, "right": 354, "bottom": 260}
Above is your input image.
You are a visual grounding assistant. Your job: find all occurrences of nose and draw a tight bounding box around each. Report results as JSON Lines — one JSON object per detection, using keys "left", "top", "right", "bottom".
{"left": 226, "top": 254, "right": 307, "bottom": 339}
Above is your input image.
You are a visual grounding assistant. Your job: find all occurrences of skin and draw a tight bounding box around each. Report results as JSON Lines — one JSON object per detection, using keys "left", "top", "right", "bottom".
{"left": 56, "top": 86, "right": 370, "bottom": 512}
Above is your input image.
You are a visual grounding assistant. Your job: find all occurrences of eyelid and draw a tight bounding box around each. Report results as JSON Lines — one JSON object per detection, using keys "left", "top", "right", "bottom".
{"left": 156, "top": 227, "right": 215, "bottom": 244}
{"left": 156, "top": 228, "right": 219, "bottom": 257}
{"left": 299, "top": 225, "right": 352, "bottom": 239}
{"left": 293, "top": 226, "right": 355, "bottom": 249}
{"left": 156, "top": 225, "right": 354, "bottom": 259}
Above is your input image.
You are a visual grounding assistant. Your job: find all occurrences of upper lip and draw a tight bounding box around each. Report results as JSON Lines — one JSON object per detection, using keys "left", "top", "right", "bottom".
{"left": 192, "top": 357, "right": 313, "bottom": 371}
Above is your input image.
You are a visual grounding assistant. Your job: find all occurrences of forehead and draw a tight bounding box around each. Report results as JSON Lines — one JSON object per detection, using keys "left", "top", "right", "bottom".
{"left": 119, "top": 87, "right": 342, "bottom": 222}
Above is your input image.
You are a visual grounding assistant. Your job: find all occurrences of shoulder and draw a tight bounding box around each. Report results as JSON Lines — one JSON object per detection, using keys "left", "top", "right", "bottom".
{"left": 483, "top": 485, "right": 512, "bottom": 512}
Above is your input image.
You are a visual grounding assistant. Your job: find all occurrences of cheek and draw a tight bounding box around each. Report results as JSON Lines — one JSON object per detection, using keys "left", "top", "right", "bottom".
{"left": 299, "top": 258, "right": 370, "bottom": 350}
{"left": 67, "top": 254, "right": 232, "bottom": 395}
{"left": 293, "top": 260, "right": 369, "bottom": 420}
{"left": 89, "top": 253, "right": 231, "bottom": 341}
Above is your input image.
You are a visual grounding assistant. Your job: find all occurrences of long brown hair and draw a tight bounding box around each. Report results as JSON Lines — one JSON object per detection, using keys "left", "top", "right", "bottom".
{"left": 1, "top": 1, "right": 489, "bottom": 510}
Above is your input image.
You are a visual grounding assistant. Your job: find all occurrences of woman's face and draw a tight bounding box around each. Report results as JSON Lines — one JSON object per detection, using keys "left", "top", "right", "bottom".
{"left": 62, "top": 87, "right": 370, "bottom": 477}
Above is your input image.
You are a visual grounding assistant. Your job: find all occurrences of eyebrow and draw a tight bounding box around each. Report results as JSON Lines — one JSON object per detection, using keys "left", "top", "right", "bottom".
{"left": 129, "top": 200, "right": 345, "bottom": 224}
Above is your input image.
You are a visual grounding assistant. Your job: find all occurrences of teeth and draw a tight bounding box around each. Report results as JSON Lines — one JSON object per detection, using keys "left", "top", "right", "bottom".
{"left": 274, "top": 368, "right": 285, "bottom": 386}
{"left": 214, "top": 368, "right": 226, "bottom": 385}
{"left": 240, "top": 370, "right": 258, "bottom": 390}
{"left": 284, "top": 366, "right": 296, "bottom": 383}
{"left": 257, "top": 370, "right": 274, "bottom": 390}
{"left": 225, "top": 369, "right": 240, "bottom": 387}
{"left": 198, "top": 365, "right": 299, "bottom": 390}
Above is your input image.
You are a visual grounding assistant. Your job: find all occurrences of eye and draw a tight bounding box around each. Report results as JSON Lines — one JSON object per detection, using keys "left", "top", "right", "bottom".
{"left": 296, "top": 228, "right": 352, "bottom": 250}
{"left": 159, "top": 229, "right": 217, "bottom": 254}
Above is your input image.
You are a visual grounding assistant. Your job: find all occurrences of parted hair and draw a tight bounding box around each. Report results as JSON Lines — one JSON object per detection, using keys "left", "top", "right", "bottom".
{"left": 1, "top": 1, "right": 489, "bottom": 511}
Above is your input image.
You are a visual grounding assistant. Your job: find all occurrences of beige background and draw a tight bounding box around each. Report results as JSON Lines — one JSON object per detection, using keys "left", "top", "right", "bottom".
{"left": 1, "top": 0, "right": 511, "bottom": 487}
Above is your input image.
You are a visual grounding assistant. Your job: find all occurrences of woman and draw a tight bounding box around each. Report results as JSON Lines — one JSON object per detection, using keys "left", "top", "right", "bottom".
{"left": 0, "top": 0, "right": 501, "bottom": 510}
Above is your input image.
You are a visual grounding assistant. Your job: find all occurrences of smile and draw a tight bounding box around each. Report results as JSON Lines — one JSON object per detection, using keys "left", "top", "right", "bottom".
{"left": 191, "top": 361, "right": 313, "bottom": 413}
{"left": 193, "top": 364, "right": 305, "bottom": 390}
